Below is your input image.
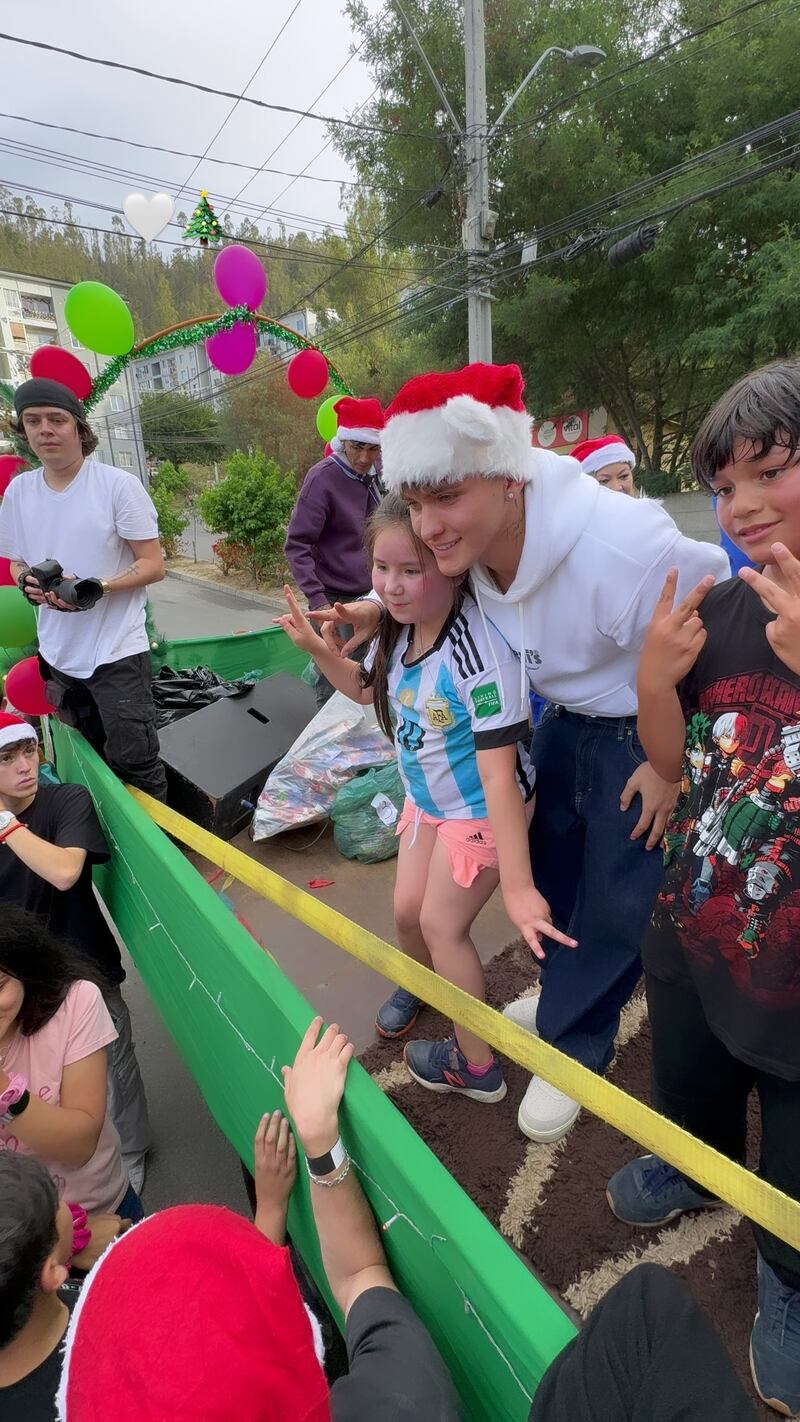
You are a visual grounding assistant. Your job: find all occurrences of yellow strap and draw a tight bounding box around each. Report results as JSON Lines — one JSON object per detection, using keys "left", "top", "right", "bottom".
{"left": 130, "top": 788, "right": 800, "bottom": 1252}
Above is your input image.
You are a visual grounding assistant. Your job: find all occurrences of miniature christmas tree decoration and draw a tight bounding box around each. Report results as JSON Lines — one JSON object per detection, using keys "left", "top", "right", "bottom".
{"left": 183, "top": 190, "right": 223, "bottom": 248}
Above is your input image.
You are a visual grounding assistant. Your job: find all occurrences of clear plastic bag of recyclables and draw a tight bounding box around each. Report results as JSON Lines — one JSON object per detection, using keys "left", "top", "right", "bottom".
{"left": 331, "top": 761, "right": 404, "bottom": 863}
{"left": 251, "top": 691, "right": 395, "bottom": 841}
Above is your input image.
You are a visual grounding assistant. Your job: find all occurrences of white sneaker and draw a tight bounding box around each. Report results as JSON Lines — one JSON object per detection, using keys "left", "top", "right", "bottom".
{"left": 502, "top": 992, "right": 540, "bottom": 1034}
{"left": 517, "top": 1075, "right": 580, "bottom": 1142}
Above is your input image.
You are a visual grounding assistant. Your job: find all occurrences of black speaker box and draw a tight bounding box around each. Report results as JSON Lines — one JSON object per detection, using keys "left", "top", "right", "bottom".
{"left": 157, "top": 674, "right": 318, "bottom": 839}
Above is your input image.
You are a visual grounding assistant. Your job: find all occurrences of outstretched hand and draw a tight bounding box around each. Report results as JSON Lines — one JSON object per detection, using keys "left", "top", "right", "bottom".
{"left": 739, "top": 543, "right": 800, "bottom": 674}
{"left": 638, "top": 567, "right": 715, "bottom": 694}
{"left": 503, "top": 885, "right": 578, "bottom": 961}
{"left": 282, "top": 1016, "right": 354, "bottom": 1157}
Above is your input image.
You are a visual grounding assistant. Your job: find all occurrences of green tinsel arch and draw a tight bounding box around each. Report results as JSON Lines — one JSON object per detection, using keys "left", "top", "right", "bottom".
{"left": 85, "top": 307, "right": 353, "bottom": 411}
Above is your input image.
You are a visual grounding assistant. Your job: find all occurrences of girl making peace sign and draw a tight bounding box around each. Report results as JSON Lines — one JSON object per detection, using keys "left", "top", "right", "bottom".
{"left": 279, "top": 493, "right": 575, "bottom": 1106}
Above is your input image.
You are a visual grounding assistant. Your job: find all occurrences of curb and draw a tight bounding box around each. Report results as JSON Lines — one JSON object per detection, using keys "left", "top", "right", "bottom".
{"left": 164, "top": 567, "right": 287, "bottom": 614}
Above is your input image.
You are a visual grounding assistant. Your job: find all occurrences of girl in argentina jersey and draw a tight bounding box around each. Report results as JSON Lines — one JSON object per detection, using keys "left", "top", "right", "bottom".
{"left": 279, "top": 494, "right": 574, "bottom": 1104}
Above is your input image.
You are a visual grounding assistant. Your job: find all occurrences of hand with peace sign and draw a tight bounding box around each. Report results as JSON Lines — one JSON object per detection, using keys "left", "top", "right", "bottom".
{"left": 739, "top": 543, "right": 800, "bottom": 674}
{"left": 274, "top": 584, "right": 322, "bottom": 656}
{"left": 638, "top": 568, "right": 717, "bottom": 695}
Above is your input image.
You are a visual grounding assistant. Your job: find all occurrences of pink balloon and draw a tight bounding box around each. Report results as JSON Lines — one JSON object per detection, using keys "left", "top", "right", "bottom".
{"left": 213, "top": 245, "right": 267, "bottom": 310}
{"left": 0, "top": 558, "right": 14, "bottom": 587}
{"left": 287, "top": 348, "right": 329, "bottom": 399}
{"left": 206, "top": 322, "right": 257, "bottom": 376}
{"left": 4, "top": 657, "right": 55, "bottom": 717}
{"left": 0, "top": 456, "right": 28, "bottom": 497}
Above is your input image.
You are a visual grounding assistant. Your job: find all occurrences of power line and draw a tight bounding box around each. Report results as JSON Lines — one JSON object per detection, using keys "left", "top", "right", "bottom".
{"left": 0, "top": 138, "right": 352, "bottom": 235}
{"left": 218, "top": 20, "right": 374, "bottom": 224}
{"left": 493, "top": 107, "right": 800, "bottom": 262}
{"left": 0, "top": 192, "right": 430, "bottom": 274}
{"left": 0, "top": 110, "right": 362, "bottom": 186}
{"left": 178, "top": 2, "right": 308, "bottom": 206}
{"left": 495, "top": 0, "right": 782, "bottom": 140}
{"left": 0, "top": 31, "right": 440, "bottom": 141}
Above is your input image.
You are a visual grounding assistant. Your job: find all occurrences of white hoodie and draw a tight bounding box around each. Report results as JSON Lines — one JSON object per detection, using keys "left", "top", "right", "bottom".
{"left": 470, "top": 450, "right": 729, "bottom": 717}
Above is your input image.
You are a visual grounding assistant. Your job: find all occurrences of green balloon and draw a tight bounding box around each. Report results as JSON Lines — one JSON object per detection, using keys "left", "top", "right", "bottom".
{"left": 0, "top": 587, "right": 37, "bottom": 648}
{"left": 64, "top": 281, "right": 135, "bottom": 356}
{"left": 316, "top": 395, "right": 339, "bottom": 443}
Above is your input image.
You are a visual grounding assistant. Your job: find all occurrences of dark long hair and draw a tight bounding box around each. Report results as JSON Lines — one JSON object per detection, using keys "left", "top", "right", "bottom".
{"left": 0, "top": 905, "right": 109, "bottom": 1036}
{"left": 359, "top": 493, "right": 460, "bottom": 739}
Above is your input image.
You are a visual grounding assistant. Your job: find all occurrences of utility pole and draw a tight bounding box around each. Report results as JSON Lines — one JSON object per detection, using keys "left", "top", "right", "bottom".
{"left": 463, "top": 0, "right": 494, "bottom": 363}
{"left": 392, "top": 1, "right": 604, "bottom": 365}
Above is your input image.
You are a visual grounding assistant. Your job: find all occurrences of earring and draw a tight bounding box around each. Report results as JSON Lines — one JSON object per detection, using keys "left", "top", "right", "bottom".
{"left": 507, "top": 493, "right": 514, "bottom": 501}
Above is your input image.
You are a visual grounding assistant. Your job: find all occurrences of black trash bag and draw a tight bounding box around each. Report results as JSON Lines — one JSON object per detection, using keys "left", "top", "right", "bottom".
{"left": 152, "top": 665, "right": 257, "bottom": 727}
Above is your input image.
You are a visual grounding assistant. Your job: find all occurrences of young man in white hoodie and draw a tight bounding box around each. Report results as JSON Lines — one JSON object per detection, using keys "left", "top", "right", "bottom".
{"left": 320, "top": 364, "right": 728, "bottom": 1142}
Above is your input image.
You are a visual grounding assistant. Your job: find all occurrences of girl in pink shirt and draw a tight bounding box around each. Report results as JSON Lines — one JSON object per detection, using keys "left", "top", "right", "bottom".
{"left": 0, "top": 906, "right": 142, "bottom": 1218}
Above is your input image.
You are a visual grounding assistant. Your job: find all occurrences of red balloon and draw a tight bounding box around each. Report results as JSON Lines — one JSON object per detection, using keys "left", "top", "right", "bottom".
{"left": 0, "top": 456, "right": 28, "bottom": 497}
{"left": 3, "top": 657, "right": 55, "bottom": 717}
{"left": 287, "top": 348, "right": 329, "bottom": 399}
{"left": 0, "top": 558, "right": 15, "bottom": 587}
{"left": 29, "top": 345, "right": 93, "bottom": 400}
{"left": 323, "top": 442, "right": 334, "bottom": 457}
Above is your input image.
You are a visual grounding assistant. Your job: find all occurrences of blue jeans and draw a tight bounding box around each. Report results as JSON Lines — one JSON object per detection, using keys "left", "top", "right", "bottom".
{"left": 528, "top": 706, "right": 666, "bottom": 1072}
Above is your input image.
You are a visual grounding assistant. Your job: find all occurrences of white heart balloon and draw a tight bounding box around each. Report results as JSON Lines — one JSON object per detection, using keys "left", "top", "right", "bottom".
{"left": 123, "top": 191, "right": 175, "bottom": 241}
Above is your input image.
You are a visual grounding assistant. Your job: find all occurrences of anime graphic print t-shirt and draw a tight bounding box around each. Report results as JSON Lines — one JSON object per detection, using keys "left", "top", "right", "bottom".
{"left": 643, "top": 577, "right": 800, "bottom": 1078}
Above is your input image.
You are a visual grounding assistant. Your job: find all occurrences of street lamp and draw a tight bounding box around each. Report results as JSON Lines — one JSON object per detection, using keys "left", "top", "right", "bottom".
{"left": 465, "top": 21, "right": 606, "bottom": 360}
{"left": 487, "top": 44, "right": 607, "bottom": 143}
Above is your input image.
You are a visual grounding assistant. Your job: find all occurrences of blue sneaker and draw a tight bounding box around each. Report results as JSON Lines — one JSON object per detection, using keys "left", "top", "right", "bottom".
{"left": 606, "top": 1154, "right": 724, "bottom": 1226}
{"left": 375, "top": 988, "right": 420, "bottom": 1039}
{"left": 403, "top": 1037, "right": 507, "bottom": 1103}
{"left": 750, "top": 1252, "right": 800, "bottom": 1416}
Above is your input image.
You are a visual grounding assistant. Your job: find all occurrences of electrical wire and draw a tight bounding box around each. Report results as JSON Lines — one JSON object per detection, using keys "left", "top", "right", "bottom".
{"left": 0, "top": 110, "right": 363, "bottom": 186}
{"left": 0, "top": 31, "right": 441, "bottom": 141}
{"left": 178, "top": 0, "right": 308, "bottom": 206}
{"left": 492, "top": 107, "right": 800, "bottom": 262}
{"left": 0, "top": 193, "right": 430, "bottom": 274}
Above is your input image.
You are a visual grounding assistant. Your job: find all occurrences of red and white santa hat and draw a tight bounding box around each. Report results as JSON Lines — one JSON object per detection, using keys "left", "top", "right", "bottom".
{"left": 56, "top": 1205, "right": 331, "bottom": 1422}
{"left": 331, "top": 395, "right": 384, "bottom": 452}
{"left": 381, "top": 363, "right": 533, "bottom": 489}
{"left": 571, "top": 434, "right": 636, "bottom": 475}
{"left": 0, "top": 711, "right": 36, "bottom": 751}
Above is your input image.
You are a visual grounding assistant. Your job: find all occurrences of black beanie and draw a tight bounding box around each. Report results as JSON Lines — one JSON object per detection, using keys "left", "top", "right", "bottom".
{"left": 13, "top": 378, "right": 86, "bottom": 422}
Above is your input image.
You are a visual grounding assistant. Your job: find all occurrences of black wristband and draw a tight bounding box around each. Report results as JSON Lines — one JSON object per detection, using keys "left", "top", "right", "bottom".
{"left": 7, "top": 1089, "right": 30, "bottom": 1118}
{"left": 305, "top": 1137, "right": 346, "bottom": 1178}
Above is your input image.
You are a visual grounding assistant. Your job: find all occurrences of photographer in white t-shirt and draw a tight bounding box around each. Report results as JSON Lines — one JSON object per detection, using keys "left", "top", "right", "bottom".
{"left": 0, "top": 378, "right": 167, "bottom": 799}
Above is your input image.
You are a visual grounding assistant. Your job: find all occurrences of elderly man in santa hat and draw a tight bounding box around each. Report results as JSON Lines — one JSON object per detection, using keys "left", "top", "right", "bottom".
{"left": 284, "top": 396, "right": 383, "bottom": 708}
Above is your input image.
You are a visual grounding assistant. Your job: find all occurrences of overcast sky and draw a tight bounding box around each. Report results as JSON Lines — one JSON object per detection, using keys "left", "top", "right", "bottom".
{"left": 0, "top": 0, "right": 386, "bottom": 250}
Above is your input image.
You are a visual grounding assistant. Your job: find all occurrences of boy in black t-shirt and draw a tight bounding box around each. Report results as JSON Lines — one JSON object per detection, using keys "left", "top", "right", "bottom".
{"left": 607, "top": 360, "right": 800, "bottom": 1417}
{"left": 0, "top": 713, "right": 151, "bottom": 1189}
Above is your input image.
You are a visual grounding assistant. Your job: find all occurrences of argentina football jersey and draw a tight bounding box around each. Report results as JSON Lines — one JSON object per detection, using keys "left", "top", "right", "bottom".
{"left": 372, "top": 596, "right": 535, "bottom": 819}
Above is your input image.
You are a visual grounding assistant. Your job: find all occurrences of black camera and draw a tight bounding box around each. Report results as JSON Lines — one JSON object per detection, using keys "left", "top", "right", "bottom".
{"left": 20, "top": 559, "right": 105, "bottom": 611}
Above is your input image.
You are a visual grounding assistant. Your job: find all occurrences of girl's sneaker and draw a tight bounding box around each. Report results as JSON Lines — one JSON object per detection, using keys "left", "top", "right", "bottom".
{"left": 750, "top": 1251, "right": 800, "bottom": 1417}
{"left": 375, "top": 988, "right": 420, "bottom": 1039}
{"left": 403, "top": 1037, "right": 507, "bottom": 1102}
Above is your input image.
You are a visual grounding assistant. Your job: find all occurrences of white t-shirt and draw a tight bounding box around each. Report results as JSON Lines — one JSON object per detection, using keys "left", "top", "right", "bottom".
{"left": 0, "top": 459, "right": 158, "bottom": 678}
{"left": 365, "top": 595, "right": 534, "bottom": 819}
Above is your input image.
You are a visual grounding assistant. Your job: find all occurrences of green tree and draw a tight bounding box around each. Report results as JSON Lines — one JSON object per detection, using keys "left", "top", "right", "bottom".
{"left": 337, "top": 0, "right": 800, "bottom": 475}
{"left": 139, "top": 391, "right": 224, "bottom": 466}
{"left": 150, "top": 460, "right": 190, "bottom": 558}
{"left": 198, "top": 449, "right": 296, "bottom": 585}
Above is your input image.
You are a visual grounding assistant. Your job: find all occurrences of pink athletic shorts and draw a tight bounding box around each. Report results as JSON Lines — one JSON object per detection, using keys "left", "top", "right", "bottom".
{"left": 396, "top": 799, "right": 500, "bottom": 889}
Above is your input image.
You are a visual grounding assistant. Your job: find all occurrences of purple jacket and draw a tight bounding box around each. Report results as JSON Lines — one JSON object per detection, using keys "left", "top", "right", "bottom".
{"left": 284, "top": 455, "right": 381, "bottom": 610}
